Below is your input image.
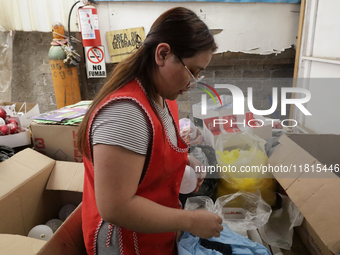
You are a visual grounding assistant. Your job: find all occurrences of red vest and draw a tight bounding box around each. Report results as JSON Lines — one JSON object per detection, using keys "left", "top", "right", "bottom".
{"left": 82, "top": 79, "right": 188, "bottom": 255}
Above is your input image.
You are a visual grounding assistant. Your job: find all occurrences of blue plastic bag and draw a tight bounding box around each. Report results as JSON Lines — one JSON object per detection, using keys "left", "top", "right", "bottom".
{"left": 178, "top": 224, "right": 271, "bottom": 255}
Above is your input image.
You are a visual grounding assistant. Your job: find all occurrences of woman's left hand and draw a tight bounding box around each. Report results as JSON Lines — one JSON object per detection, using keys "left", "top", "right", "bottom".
{"left": 187, "top": 155, "right": 206, "bottom": 192}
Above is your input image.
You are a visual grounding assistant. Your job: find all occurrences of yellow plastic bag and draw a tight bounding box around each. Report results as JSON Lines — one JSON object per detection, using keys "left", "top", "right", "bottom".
{"left": 215, "top": 131, "right": 277, "bottom": 206}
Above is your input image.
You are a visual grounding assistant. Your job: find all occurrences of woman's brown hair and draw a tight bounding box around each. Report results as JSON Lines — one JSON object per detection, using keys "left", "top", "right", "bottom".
{"left": 77, "top": 7, "right": 217, "bottom": 159}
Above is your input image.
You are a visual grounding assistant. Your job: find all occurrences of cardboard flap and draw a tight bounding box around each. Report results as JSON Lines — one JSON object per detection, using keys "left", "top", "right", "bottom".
{"left": 46, "top": 161, "right": 84, "bottom": 192}
{"left": 269, "top": 134, "right": 340, "bottom": 254}
{"left": 0, "top": 234, "right": 46, "bottom": 254}
{"left": 299, "top": 178, "right": 340, "bottom": 253}
{"left": 0, "top": 149, "right": 55, "bottom": 198}
{"left": 288, "top": 134, "right": 340, "bottom": 167}
{"left": 269, "top": 135, "right": 306, "bottom": 188}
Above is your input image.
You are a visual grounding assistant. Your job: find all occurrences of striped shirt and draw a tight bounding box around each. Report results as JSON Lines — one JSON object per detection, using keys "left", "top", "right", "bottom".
{"left": 90, "top": 99, "right": 178, "bottom": 255}
{"left": 91, "top": 99, "right": 178, "bottom": 153}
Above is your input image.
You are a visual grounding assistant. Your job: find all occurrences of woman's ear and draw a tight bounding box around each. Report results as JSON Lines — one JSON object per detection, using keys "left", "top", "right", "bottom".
{"left": 155, "top": 43, "right": 171, "bottom": 67}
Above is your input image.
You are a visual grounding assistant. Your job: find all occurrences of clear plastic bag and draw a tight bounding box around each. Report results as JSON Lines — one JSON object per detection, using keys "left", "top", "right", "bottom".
{"left": 258, "top": 194, "right": 304, "bottom": 250}
{"left": 215, "top": 131, "right": 277, "bottom": 206}
{"left": 184, "top": 191, "right": 272, "bottom": 234}
{"left": 215, "top": 131, "right": 268, "bottom": 179}
{"left": 215, "top": 191, "right": 272, "bottom": 233}
{"left": 190, "top": 147, "right": 209, "bottom": 167}
{"left": 179, "top": 118, "right": 204, "bottom": 145}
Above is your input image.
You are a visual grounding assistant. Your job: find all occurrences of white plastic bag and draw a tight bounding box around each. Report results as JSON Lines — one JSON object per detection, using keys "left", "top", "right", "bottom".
{"left": 258, "top": 194, "right": 303, "bottom": 250}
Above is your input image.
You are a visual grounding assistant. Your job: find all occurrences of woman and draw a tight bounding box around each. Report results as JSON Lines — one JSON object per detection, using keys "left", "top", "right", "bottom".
{"left": 77, "top": 7, "right": 223, "bottom": 255}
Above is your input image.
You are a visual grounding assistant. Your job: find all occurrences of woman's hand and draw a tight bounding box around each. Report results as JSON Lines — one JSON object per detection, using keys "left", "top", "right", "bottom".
{"left": 187, "top": 155, "right": 206, "bottom": 192}
{"left": 187, "top": 210, "right": 223, "bottom": 239}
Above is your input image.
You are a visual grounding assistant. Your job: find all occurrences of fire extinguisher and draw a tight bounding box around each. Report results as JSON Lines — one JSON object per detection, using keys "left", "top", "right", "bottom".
{"left": 78, "top": 3, "right": 102, "bottom": 47}
{"left": 78, "top": 1, "right": 107, "bottom": 79}
{"left": 48, "top": 22, "right": 81, "bottom": 109}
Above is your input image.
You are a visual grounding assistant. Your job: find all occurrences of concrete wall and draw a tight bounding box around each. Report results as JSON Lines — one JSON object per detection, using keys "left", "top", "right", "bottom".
{"left": 11, "top": 32, "right": 56, "bottom": 113}
{"left": 10, "top": 31, "right": 295, "bottom": 116}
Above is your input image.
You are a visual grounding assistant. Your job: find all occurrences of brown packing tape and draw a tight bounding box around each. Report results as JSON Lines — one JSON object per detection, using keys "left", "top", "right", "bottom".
{"left": 37, "top": 203, "right": 86, "bottom": 255}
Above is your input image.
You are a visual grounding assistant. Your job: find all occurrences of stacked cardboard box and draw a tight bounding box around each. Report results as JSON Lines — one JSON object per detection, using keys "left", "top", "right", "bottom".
{"left": 30, "top": 122, "right": 82, "bottom": 162}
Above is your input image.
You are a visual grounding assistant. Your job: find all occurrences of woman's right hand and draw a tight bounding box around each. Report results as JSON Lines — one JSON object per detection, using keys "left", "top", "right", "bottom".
{"left": 187, "top": 210, "right": 223, "bottom": 239}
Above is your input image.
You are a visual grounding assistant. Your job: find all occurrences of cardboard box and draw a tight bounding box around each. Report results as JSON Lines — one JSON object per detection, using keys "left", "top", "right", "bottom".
{"left": 0, "top": 148, "right": 84, "bottom": 253}
{"left": 30, "top": 122, "right": 82, "bottom": 162}
{"left": 0, "top": 102, "right": 39, "bottom": 148}
{"left": 37, "top": 203, "right": 85, "bottom": 255}
{"left": 268, "top": 134, "right": 340, "bottom": 255}
{"left": 0, "top": 128, "right": 31, "bottom": 148}
{"left": 0, "top": 102, "right": 39, "bottom": 128}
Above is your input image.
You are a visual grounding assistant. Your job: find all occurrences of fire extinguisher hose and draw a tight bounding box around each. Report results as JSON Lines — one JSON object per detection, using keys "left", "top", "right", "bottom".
{"left": 68, "top": 1, "right": 81, "bottom": 49}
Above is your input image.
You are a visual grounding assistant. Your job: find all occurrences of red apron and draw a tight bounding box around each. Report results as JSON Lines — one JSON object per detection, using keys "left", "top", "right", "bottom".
{"left": 82, "top": 79, "right": 188, "bottom": 255}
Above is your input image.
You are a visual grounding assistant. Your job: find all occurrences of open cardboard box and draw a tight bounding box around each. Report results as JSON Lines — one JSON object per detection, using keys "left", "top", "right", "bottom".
{"left": 0, "top": 102, "right": 39, "bottom": 148}
{"left": 0, "top": 148, "right": 85, "bottom": 254}
{"left": 268, "top": 134, "right": 340, "bottom": 255}
{"left": 0, "top": 102, "right": 39, "bottom": 128}
{"left": 0, "top": 128, "right": 31, "bottom": 148}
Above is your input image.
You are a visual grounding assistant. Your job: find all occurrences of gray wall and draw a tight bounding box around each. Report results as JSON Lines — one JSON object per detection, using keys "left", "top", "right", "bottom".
{"left": 11, "top": 31, "right": 295, "bottom": 117}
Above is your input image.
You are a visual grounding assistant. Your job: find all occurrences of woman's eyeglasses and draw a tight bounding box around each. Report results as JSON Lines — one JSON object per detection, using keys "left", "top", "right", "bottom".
{"left": 178, "top": 57, "right": 204, "bottom": 88}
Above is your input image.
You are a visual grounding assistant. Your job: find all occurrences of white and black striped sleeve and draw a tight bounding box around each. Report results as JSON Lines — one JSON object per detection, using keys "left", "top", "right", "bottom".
{"left": 91, "top": 100, "right": 151, "bottom": 155}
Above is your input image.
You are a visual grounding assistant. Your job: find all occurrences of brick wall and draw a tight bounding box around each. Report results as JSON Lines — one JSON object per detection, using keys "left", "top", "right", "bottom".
{"left": 177, "top": 49, "right": 295, "bottom": 120}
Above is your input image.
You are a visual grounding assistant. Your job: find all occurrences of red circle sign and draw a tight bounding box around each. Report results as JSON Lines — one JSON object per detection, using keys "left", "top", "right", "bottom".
{"left": 87, "top": 47, "right": 104, "bottom": 64}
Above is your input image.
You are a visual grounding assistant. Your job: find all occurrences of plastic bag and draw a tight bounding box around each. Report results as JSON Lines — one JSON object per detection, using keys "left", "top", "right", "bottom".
{"left": 215, "top": 131, "right": 268, "bottom": 179}
{"left": 0, "top": 145, "right": 15, "bottom": 162}
{"left": 184, "top": 191, "right": 272, "bottom": 234}
{"left": 179, "top": 191, "right": 272, "bottom": 255}
{"left": 179, "top": 145, "right": 219, "bottom": 206}
{"left": 191, "top": 147, "right": 209, "bottom": 167}
{"left": 258, "top": 194, "right": 304, "bottom": 250}
{"left": 215, "top": 131, "right": 277, "bottom": 206}
{"left": 179, "top": 118, "right": 204, "bottom": 145}
{"left": 178, "top": 224, "right": 271, "bottom": 255}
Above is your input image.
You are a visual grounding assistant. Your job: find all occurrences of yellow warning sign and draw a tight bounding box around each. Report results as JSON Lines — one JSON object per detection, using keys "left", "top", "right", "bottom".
{"left": 106, "top": 27, "right": 145, "bottom": 63}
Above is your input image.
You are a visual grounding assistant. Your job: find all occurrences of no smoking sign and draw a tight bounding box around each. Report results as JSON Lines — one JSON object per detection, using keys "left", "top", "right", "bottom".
{"left": 85, "top": 46, "right": 107, "bottom": 78}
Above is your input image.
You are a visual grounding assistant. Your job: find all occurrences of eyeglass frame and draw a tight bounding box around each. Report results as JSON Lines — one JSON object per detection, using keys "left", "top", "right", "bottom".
{"left": 177, "top": 57, "right": 204, "bottom": 88}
